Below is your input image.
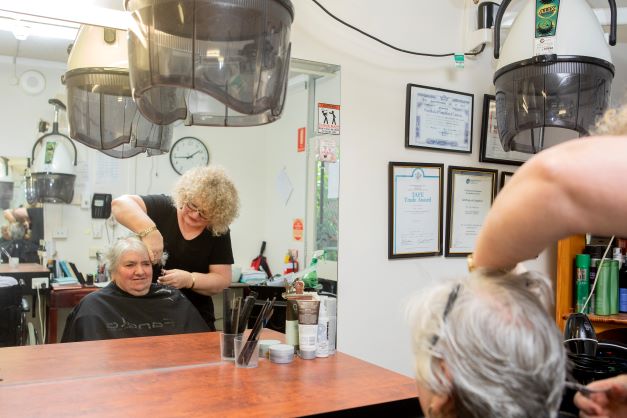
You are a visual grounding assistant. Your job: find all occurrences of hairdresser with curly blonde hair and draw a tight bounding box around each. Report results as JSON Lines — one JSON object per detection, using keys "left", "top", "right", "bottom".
{"left": 112, "top": 166, "right": 240, "bottom": 329}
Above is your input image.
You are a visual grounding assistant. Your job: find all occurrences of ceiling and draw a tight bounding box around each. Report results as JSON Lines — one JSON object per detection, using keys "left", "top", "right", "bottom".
{"left": 1, "top": 0, "right": 626, "bottom": 64}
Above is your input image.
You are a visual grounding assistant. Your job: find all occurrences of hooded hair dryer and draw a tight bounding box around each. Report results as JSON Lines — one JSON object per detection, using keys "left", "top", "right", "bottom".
{"left": 493, "top": 0, "right": 617, "bottom": 153}
{"left": 25, "top": 99, "right": 77, "bottom": 204}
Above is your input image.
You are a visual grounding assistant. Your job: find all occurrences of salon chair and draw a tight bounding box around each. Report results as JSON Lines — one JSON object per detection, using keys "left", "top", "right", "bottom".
{"left": 0, "top": 276, "right": 37, "bottom": 346}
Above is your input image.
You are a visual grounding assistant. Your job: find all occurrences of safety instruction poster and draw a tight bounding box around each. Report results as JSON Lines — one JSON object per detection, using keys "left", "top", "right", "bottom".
{"left": 318, "top": 103, "right": 340, "bottom": 135}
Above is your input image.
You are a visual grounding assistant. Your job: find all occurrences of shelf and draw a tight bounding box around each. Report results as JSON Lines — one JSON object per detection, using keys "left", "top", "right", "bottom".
{"left": 562, "top": 313, "right": 627, "bottom": 325}
{"left": 586, "top": 313, "right": 627, "bottom": 325}
{"left": 561, "top": 313, "right": 627, "bottom": 334}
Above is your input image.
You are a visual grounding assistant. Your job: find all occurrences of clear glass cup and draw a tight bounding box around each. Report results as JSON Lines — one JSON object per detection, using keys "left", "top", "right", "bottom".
{"left": 220, "top": 332, "right": 243, "bottom": 361}
{"left": 234, "top": 336, "right": 260, "bottom": 368}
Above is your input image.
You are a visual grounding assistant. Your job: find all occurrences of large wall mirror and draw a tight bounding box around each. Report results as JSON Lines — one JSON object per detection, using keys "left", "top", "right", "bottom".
{"left": 0, "top": 3, "right": 340, "bottom": 338}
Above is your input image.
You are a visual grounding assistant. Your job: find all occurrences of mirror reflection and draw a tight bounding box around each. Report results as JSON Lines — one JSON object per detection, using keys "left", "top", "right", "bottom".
{"left": 0, "top": 10, "right": 339, "bottom": 343}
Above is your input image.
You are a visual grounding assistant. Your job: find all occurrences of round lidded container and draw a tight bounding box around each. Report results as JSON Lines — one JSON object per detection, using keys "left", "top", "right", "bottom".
{"left": 259, "top": 339, "right": 281, "bottom": 359}
{"left": 269, "top": 344, "right": 295, "bottom": 364}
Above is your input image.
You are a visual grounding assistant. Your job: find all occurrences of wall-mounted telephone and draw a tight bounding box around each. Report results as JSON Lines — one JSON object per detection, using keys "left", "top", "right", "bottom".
{"left": 91, "top": 193, "right": 112, "bottom": 219}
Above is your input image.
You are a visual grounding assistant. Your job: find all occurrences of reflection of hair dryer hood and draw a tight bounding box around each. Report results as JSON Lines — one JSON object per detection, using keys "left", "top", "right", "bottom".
{"left": 125, "top": 0, "right": 294, "bottom": 127}
{"left": 64, "top": 25, "right": 172, "bottom": 157}
{"left": 28, "top": 115, "right": 77, "bottom": 204}
{"left": 493, "top": 0, "right": 617, "bottom": 154}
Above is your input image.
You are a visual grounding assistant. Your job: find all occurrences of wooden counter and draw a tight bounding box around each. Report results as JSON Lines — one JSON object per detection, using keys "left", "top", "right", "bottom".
{"left": 0, "top": 262, "right": 49, "bottom": 294}
{"left": 0, "top": 330, "right": 419, "bottom": 417}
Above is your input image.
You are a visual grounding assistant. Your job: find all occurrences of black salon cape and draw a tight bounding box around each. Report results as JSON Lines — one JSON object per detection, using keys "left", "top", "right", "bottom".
{"left": 61, "top": 283, "right": 209, "bottom": 343}
{"left": 142, "top": 194, "right": 234, "bottom": 330}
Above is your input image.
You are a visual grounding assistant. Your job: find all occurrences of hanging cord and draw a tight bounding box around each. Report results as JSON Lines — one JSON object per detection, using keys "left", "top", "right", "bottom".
{"left": 37, "top": 286, "right": 46, "bottom": 344}
{"left": 581, "top": 236, "right": 614, "bottom": 313}
{"left": 310, "top": 0, "right": 486, "bottom": 57}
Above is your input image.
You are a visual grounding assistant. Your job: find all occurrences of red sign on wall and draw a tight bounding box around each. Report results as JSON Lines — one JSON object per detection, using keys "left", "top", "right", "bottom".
{"left": 293, "top": 218, "right": 303, "bottom": 241}
{"left": 297, "top": 127, "right": 306, "bottom": 152}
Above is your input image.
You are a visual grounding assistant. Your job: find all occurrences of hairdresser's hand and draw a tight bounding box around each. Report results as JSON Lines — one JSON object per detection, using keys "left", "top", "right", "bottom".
{"left": 575, "top": 374, "right": 627, "bottom": 418}
{"left": 158, "top": 269, "right": 193, "bottom": 290}
{"left": 141, "top": 229, "right": 164, "bottom": 264}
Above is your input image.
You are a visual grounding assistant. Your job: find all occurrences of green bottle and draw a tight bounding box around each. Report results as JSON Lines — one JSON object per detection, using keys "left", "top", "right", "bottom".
{"left": 575, "top": 254, "right": 591, "bottom": 313}
{"left": 595, "top": 261, "right": 611, "bottom": 316}
{"left": 610, "top": 259, "right": 619, "bottom": 314}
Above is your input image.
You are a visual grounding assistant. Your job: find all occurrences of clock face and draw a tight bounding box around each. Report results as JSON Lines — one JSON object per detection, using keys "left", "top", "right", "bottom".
{"left": 169, "top": 137, "right": 209, "bottom": 175}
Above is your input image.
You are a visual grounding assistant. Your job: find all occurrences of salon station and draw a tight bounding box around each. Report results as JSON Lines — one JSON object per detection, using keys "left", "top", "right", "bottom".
{"left": 1, "top": 1, "right": 626, "bottom": 417}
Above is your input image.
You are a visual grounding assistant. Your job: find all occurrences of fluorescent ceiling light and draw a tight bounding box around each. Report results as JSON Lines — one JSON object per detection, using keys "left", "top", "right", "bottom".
{"left": 0, "top": 14, "right": 78, "bottom": 40}
{"left": 0, "top": 0, "right": 130, "bottom": 30}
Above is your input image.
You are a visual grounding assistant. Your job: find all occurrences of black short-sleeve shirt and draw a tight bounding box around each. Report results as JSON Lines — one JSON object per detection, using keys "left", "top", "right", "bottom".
{"left": 141, "top": 194, "right": 234, "bottom": 329}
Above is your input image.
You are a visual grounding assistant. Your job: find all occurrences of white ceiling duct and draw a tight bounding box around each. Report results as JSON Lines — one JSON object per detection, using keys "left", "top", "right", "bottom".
{"left": 125, "top": 0, "right": 294, "bottom": 127}
{"left": 493, "top": 0, "right": 617, "bottom": 154}
{"left": 64, "top": 25, "right": 172, "bottom": 158}
{"left": 25, "top": 99, "right": 77, "bottom": 204}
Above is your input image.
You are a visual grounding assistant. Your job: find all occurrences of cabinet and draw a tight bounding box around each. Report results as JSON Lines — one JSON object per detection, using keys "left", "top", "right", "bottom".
{"left": 556, "top": 235, "right": 627, "bottom": 334}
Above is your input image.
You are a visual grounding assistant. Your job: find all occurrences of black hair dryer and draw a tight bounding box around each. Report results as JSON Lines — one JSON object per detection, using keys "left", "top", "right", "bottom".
{"left": 564, "top": 313, "right": 598, "bottom": 356}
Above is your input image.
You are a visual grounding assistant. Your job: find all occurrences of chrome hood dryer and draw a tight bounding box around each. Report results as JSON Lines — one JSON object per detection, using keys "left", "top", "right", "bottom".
{"left": 26, "top": 99, "right": 77, "bottom": 204}
{"left": 493, "top": 0, "right": 617, "bottom": 153}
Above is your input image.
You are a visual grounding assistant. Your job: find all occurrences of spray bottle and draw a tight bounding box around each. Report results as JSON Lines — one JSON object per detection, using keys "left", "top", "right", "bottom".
{"left": 302, "top": 250, "right": 324, "bottom": 289}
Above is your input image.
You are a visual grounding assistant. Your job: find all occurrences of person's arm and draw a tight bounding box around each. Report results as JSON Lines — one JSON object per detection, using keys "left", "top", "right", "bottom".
{"left": 473, "top": 136, "right": 627, "bottom": 270}
{"left": 574, "top": 374, "right": 627, "bottom": 418}
{"left": 158, "top": 264, "right": 232, "bottom": 296}
{"left": 111, "top": 195, "right": 164, "bottom": 262}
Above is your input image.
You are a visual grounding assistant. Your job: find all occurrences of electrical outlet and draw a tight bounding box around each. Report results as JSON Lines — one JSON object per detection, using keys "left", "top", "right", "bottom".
{"left": 81, "top": 193, "right": 91, "bottom": 209}
{"left": 32, "top": 277, "right": 49, "bottom": 289}
{"left": 53, "top": 227, "right": 68, "bottom": 239}
{"left": 89, "top": 247, "right": 101, "bottom": 258}
{"left": 92, "top": 223, "right": 103, "bottom": 239}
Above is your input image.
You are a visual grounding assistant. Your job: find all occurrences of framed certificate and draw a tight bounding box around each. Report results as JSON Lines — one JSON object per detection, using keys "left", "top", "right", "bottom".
{"left": 500, "top": 171, "right": 514, "bottom": 192}
{"left": 388, "top": 162, "right": 444, "bottom": 259}
{"left": 479, "top": 94, "right": 532, "bottom": 166}
{"left": 405, "top": 84, "right": 474, "bottom": 153}
{"left": 445, "top": 166, "right": 497, "bottom": 257}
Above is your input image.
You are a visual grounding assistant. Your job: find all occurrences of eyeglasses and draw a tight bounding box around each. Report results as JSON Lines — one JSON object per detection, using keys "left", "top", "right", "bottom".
{"left": 184, "top": 201, "right": 209, "bottom": 221}
{"left": 430, "top": 283, "right": 461, "bottom": 347}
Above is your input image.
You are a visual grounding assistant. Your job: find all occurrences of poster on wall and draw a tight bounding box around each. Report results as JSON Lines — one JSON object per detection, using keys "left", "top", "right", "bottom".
{"left": 445, "top": 166, "right": 497, "bottom": 256}
{"left": 318, "top": 103, "right": 340, "bottom": 135}
{"left": 405, "top": 84, "right": 473, "bottom": 153}
{"left": 388, "top": 162, "right": 443, "bottom": 259}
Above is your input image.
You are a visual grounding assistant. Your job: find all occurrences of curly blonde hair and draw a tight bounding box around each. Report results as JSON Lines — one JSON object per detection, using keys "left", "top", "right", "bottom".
{"left": 593, "top": 103, "right": 627, "bottom": 136}
{"left": 172, "top": 166, "right": 240, "bottom": 236}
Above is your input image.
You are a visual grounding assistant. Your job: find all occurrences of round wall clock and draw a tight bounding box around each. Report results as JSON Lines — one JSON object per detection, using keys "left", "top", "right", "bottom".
{"left": 169, "top": 137, "right": 209, "bottom": 175}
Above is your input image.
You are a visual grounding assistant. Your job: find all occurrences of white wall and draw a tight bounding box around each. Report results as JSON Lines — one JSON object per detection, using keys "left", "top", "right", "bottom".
{"left": 289, "top": 0, "right": 627, "bottom": 377}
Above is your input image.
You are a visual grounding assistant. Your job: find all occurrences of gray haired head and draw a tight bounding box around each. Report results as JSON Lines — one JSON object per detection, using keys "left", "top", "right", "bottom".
{"left": 105, "top": 236, "right": 150, "bottom": 274}
{"left": 9, "top": 223, "right": 26, "bottom": 240}
{"left": 406, "top": 270, "right": 566, "bottom": 418}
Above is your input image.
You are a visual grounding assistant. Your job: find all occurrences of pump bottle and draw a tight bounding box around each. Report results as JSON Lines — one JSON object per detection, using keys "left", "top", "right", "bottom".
{"left": 316, "top": 296, "right": 329, "bottom": 358}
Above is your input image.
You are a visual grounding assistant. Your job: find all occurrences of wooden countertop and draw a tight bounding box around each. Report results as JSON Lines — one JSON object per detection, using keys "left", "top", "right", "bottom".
{"left": 0, "top": 262, "right": 49, "bottom": 274}
{"left": 0, "top": 330, "right": 418, "bottom": 417}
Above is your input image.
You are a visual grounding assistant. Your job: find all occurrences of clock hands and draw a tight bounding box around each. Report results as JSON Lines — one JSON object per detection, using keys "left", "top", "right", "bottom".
{"left": 173, "top": 150, "right": 202, "bottom": 159}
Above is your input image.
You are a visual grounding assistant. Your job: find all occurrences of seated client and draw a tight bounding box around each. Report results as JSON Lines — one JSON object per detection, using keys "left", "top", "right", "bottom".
{"left": 61, "top": 236, "right": 208, "bottom": 342}
{"left": 406, "top": 269, "right": 566, "bottom": 418}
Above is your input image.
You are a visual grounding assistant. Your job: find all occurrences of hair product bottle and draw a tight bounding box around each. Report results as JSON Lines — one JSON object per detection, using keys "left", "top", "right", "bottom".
{"left": 575, "top": 254, "right": 590, "bottom": 314}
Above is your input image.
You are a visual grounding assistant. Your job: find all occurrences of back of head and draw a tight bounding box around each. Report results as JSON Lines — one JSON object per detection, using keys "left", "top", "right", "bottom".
{"left": 9, "top": 223, "right": 25, "bottom": 240}
{"left": 407, "top": 270, "right": 566, "bottom": 418}
{"left": 592, "top": 103, "right": 627, "bottom": 136}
